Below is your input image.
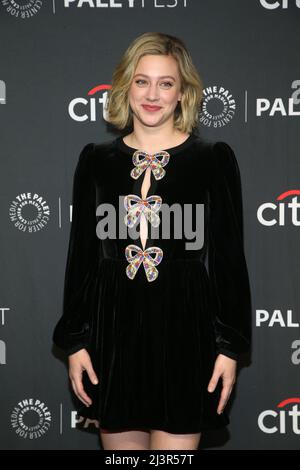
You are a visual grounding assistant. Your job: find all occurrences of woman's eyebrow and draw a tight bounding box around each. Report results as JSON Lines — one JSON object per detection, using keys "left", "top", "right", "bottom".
{"left": 133, "top": 73, "right": 176, "bottom": 80}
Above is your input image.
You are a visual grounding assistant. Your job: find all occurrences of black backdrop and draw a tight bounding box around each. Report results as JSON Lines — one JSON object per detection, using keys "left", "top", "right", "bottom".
{"left": 0, "top": 0, "right": 299, "bottom": 450}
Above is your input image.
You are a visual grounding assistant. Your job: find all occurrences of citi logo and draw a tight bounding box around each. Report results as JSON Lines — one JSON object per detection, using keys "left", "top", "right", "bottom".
{"left": 69, "top": 84, "right": 111, "bottom": 122}
{"left": 258, "top": 399, "right": 300, "bottom": 434}
{"left": 260, "top": 0, "right": 300, "bottom": 8}
{"left": 257, "top": 190, "right": 300, "bottom": 226}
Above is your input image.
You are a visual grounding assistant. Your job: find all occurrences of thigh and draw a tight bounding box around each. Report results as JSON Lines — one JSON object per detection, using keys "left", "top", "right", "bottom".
{"left": 150, "top": 429, "right": 201, "bottom": 450}
{"left": 100, "top": 427, "right": 151, "bottom": 450}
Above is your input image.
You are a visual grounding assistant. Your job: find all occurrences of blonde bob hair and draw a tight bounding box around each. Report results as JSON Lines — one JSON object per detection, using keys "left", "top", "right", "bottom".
{"left": 105, "top": 32, "right": 203, "bottom": 134}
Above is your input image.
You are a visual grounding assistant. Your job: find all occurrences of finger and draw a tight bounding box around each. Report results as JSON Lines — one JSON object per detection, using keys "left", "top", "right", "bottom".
{"left": 71, "top": 378, "right": 90, "bottom": 407}
{"left": 70, "top": 378, "right": 81, "bottom": 403}
{"left": 207, "top": 370, "right": 221, "bottom": 393}
{"left": 217, "top": 385, "right": 233, "bottom": 414}
{"left": 69, "top": 373, "right": 80, "bottom": 396}
{"left": 76, "top": 383, "right": 92, "bottom": 407}
{"left": 71, "top": 378, "right": 77, "bottom": 396}
{"left": 85, "top": 364, "right": 99, "bottom": 385}
{"left": 71, "top": 376, "right": 92, "bottom": 407}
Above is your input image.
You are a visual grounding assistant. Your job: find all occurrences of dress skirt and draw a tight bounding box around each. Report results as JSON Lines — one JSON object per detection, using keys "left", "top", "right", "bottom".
{"left": 78, "top": 256, "right": 230, "bottom": 433}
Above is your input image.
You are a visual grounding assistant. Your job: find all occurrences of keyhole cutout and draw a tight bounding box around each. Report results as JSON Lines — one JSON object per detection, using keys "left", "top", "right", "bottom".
{"left": 140, "top": 166, "right": 152, "bottom": 250}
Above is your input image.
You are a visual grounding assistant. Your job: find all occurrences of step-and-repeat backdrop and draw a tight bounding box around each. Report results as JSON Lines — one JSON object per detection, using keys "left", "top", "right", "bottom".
{"left": 0, "top": 0, "right": 299, "bottom": 450}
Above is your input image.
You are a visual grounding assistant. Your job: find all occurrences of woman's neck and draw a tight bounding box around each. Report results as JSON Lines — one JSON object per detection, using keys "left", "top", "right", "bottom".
{"left": 124, "top": 130, "right": 190, "bottom": 154}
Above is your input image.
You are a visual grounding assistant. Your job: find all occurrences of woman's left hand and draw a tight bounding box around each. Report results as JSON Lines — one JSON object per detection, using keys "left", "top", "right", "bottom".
{"left": 207, "top": 354, "right": 237, "bottom": 414}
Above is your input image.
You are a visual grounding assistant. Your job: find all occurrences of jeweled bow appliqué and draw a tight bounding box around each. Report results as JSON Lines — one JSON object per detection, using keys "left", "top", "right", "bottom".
{"left": 130, "top": 150, "right": 170, "bottom": 180}
{"left": 125, "top": 244, "right": 163, "bottom": 282}
{"left": 124, "top": 194, "right": 162, "bottom": 228}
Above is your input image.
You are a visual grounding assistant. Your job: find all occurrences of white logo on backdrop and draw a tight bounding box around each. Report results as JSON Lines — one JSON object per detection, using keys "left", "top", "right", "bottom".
{"left": 200, "top": 85, "right": 236, "bottom": 128}
{"left": 0, "top": 307, "right": 10, "bottom": 365}
{"left": 1, "top": 0, "right": 43, "bottom": 18}
{"left": 0, "top": 340, "right": 6, "bottom": 365}
{"left": 69, "top": 84, "right": 111, "bottom": 122}
{"left": 10, "top": 398, "right": 51, "bottom": 439}
{"left": 258, "top": 399, "right": 300, "bottom": 434}
{"left": 257, "top": 190, "right": 300, "bottom": 226}
{"left": 260, "top": 0, "right": 300, "bottom": 9}
{"left": 256, "top": 81, "right": 300, "bottom": 116}
{"left": 0, "top": 80, "right": 6, "bottom": 104}
{"left": 63, "top": 0, "right": 188, "bottom": 8}
{"left": 9, "top": 193, "right": 50, "bottom": 233}
{"left": 256, "top": 310, "right": 300, "bottom": 366}
{"left": 256, "top": 309, "right": 299, "bottom": 327}
{"left": 71, "top": 411, "right": 100, "bottom": 429}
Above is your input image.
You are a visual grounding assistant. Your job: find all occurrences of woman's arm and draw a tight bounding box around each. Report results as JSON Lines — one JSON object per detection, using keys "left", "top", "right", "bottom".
{"left": 208, "top": 141, "right": 252, "bottom": 362}
{"left": 206, "top": 141, "right": 252, "bottom": 414}
{"left": 52, "top": 143, "right": 101, "bottom": 356}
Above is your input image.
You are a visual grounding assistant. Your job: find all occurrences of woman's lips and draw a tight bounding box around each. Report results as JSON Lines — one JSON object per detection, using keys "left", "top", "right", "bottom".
{"left": 142, "top": 105, "right": 162, "bottom": 112}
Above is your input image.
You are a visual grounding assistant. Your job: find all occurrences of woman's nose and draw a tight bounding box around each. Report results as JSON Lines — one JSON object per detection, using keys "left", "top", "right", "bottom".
{"left": 145, "top": 84, "right": 160, "bottom": 101}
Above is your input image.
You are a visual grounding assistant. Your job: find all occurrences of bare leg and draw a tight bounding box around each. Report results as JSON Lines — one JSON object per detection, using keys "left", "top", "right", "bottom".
{"left": 99, "top": 427, "right": 151, "bottom": 450}
{"left": 150, "top": 430, "right": 201, "bottom": 450}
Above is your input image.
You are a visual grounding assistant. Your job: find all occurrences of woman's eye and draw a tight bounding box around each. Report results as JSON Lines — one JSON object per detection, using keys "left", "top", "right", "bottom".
{"left": 135, "top": 80, "right": 173, "bottom": 88}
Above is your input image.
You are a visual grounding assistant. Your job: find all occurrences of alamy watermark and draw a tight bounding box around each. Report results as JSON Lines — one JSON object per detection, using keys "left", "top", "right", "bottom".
{"left": 95, "top": 196, "right": 205, "bottom": 250}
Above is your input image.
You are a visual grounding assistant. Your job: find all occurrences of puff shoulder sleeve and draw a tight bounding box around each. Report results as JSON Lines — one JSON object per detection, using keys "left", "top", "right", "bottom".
{"left": 52, "top": 143, "right": 100, "bottom": 356}
{"left": 208, "top": 141, "right": 252, "bottom": 361}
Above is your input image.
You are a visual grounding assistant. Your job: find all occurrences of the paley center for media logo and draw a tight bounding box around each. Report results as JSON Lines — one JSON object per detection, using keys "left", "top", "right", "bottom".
{"left": 10, "top": 398, "right": 52, "bottom": 439}
{"left": 9, "top": 192, "right": 50, "bottom": 233}
{"left": 1, "top": 0, "right": 43, "bottom": 18}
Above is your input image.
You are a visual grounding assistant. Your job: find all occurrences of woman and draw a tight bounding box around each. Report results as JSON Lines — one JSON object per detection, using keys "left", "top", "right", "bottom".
{"left": 53, "top": 32, "right": 252, "bottom": 450}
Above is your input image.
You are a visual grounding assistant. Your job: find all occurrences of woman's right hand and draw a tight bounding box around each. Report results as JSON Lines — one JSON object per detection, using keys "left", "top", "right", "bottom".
{"left": 68, "top": 348, "right": 99, "bottom": 407}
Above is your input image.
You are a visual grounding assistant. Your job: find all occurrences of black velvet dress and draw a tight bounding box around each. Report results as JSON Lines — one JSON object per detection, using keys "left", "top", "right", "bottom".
{"left": 52, "top": 133, "right": 252, "bottom": 433}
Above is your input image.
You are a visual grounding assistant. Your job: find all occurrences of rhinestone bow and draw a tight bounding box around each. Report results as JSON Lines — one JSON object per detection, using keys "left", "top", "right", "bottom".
{"left": 130, "top": 150, "right": 170, "bottom": 180}
{"left": 124, "top": 194, "right": 162, "bottom": 228}
{"left": 125, "top": 244, "right": 163, "bottom": 282}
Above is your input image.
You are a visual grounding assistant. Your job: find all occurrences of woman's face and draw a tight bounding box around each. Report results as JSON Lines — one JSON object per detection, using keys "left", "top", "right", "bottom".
{"left": 128, "top": 54, "right": 183, "bottom": 129}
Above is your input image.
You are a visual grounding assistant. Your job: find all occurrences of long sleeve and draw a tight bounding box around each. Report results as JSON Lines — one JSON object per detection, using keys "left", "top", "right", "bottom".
{"left": 208, "top": 141, "right": 252, "bottom": 361}
{"left": 52, "top": 142, "right": 100, "bottom": 356}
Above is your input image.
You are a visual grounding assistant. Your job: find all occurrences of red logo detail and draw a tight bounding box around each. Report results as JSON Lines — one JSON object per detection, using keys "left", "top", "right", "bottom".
{"left": 277, "top": 398, "right": 300, "bottom": 408}
{"left": 277, "top": 190, "right": 300, "bottom": 200}
{"left": 88, "top": 85, "right": 112, "bottom": 96}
